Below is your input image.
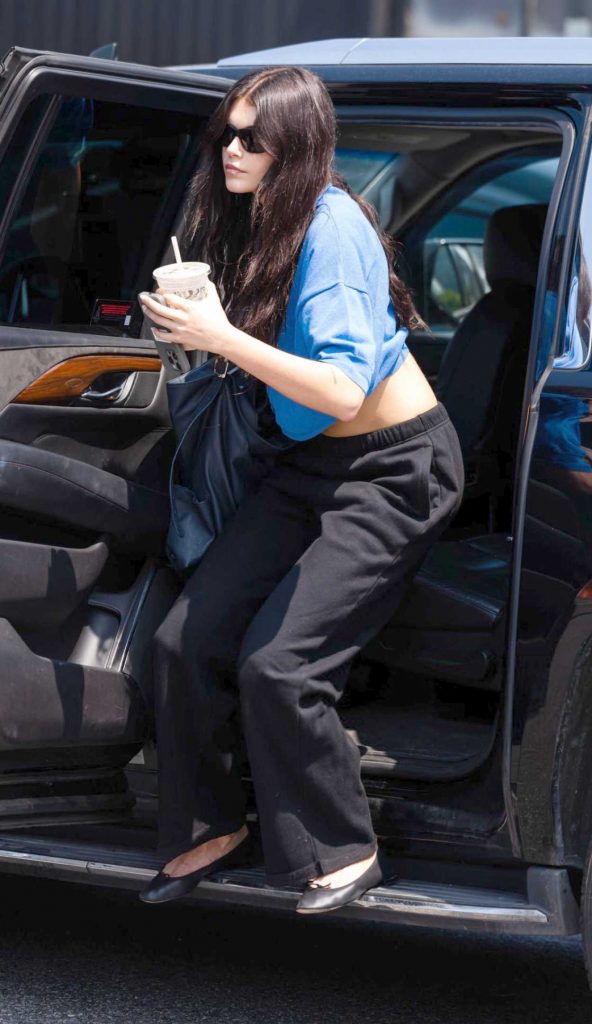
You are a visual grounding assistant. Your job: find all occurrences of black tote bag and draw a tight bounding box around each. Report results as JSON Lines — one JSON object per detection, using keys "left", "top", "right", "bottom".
{"left": 165, "top": 355, "right": 295, "bottom": 575}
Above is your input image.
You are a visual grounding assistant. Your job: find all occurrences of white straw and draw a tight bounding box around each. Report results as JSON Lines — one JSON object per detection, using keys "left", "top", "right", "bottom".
{"left": 171, "top": 235, "right": 183, "bottom": 266}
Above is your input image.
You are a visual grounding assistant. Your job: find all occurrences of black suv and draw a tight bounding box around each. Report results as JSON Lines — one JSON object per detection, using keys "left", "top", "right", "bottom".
{"left": 0, "top": 35, "right": 591, "bottom": 984}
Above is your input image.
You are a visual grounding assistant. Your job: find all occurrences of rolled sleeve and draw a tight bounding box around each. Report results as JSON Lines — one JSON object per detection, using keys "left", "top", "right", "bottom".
{"left": 297, "top": 281, "right": 375, "bottom": 395}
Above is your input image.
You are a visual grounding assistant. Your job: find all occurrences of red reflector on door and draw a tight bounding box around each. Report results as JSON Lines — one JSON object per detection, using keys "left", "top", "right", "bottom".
{"left": 91, "top": 299, "right": 134, "bottom": 327}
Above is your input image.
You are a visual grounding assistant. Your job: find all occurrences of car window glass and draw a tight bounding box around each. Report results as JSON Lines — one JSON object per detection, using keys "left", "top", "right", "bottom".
{"left": 0, "top": 93, "right": 197, "bottom": 336}
{"left": 334, "top": 148, "right": 396, "bottom": 193}
{"left": 418, "top": 155, "right": 559, "bottom": 334}
{"left": 334, "top": 146, "right": 398, "bottom": 226}
{"left": 333, "top": 123, "right": 561, "bottom": 343}
{"left": 431, "top": 158, "right": 559, "bottom": 240}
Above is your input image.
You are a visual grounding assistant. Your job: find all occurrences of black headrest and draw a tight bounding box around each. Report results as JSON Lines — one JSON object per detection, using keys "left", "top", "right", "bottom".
{"left": 484, "top": 203, "right": 548, "bottom": 290}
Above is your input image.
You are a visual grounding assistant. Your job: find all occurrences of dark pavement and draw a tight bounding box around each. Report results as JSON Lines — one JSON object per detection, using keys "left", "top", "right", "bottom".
{"left": 0, "top": 873, "right": 588, "bottom": 1023}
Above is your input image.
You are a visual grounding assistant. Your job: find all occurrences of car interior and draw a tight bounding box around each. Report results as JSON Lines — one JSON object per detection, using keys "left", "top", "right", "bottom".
{"left": 333, "top": 124, "right": 560, "bottom": 790}
{"left": 0, "top": 90, "right": 564, "bottom": 853}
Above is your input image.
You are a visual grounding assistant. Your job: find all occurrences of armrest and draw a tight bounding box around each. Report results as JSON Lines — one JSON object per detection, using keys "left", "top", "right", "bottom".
{"left": 0, "top": 440, "right": 169, "bottom": 553}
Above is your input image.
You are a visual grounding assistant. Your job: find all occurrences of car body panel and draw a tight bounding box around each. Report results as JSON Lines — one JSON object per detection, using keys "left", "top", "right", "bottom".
{"left": 197, "top": 36, "right": 592, "bottom": 69}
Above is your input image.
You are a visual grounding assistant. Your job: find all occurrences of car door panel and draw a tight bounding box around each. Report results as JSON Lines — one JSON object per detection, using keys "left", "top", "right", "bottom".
{"left": 0, "top": 351, "right": 173, "bottom": 488}
{"left": 0, "top": 616, "right": 148, "bottom": 753}
{"left": 0, "top": 439, "right": 169, "bottom": 549}
{"left": 0, "top": 535, "right": 107, "bottom": 629}
{"left": 0, "top": 50, "right": 227, "bottom": 822}
{"left": 0, "top": 341, "right": 155, "bottom": 407}
{"left": 11, "top": 353, "right": 162, "bottom": 404}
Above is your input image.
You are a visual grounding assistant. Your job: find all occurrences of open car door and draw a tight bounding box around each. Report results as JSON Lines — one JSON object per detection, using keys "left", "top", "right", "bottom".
{"left": 0, "top": 48, "right": 229, "bottom": 827}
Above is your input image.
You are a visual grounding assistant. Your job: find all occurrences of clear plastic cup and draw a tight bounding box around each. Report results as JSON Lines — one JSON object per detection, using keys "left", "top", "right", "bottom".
{"left": 152, "top": 261, "right": 210, "bottom": 301}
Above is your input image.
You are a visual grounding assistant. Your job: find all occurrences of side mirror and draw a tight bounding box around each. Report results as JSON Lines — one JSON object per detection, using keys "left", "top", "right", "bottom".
{"left": 424, "top": 238, "right": 488, "bottom": 326}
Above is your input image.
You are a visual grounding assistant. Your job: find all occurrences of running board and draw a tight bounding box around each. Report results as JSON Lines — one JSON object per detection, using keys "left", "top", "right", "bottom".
{"left": 0, "top": 833, "right": 580, "bottom": 936}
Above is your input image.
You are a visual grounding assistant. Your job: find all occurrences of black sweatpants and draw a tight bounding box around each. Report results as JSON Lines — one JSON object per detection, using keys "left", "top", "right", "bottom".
{"left": 152, "top": 401, "right": 464, "bottom": 886}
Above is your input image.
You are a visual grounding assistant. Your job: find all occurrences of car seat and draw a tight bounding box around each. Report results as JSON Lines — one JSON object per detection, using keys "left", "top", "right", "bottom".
{"left": 436, "top": 202, "right": 548, "bottom": 516}
{"left": 363, "top": 204, "right": 548, "bottom": 690}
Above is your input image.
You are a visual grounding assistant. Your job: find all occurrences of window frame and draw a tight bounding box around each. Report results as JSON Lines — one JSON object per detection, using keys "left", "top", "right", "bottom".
{"left": 0, "top": 64, "right": 225, "bottom": 351}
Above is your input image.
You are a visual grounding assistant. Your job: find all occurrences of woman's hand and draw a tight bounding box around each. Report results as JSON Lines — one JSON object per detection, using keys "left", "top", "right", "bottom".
{"left": 140, "top": 280, "right": 231, "bottom": 355}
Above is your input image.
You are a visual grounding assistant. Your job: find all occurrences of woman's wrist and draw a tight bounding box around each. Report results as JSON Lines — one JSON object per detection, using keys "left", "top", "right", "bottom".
{"left": 217, "top": 323, "right": 249, "bottom": 361}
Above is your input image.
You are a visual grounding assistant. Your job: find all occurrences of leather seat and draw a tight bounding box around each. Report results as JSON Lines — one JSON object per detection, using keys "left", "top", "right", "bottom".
{"left": 396, "top": 534, "right": 512, "bottom": 633}
{"left": 367, "top": 205, "right": 548, "bottom": 689}
{"left": 364, "top": 534, "right": 511, "bottom": 689}
{"left": 0, "top": 439, "right": 169, "bottom": 554}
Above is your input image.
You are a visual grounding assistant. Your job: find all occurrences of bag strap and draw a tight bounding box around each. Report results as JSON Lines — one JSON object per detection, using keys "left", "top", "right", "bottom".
{"left": 213, "top": 356, "right": 230, "bottom": 378}
{"left": 168, "top": 374, "right": 222, "bottom": 538}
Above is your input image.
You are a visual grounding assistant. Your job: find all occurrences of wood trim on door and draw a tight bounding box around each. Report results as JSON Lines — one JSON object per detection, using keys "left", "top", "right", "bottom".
{"left": 13, "top": 354, "right": 162, "bottom": 404}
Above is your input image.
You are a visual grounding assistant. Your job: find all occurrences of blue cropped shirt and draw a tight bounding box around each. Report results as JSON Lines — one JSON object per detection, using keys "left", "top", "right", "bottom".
{"left": 267, "top": 184, "right": 410, "bottom": 441}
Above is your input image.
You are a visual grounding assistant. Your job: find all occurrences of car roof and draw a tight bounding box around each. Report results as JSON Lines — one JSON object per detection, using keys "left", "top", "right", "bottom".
{"left": 172, "top": 35, "right": 592, "bottom": 69}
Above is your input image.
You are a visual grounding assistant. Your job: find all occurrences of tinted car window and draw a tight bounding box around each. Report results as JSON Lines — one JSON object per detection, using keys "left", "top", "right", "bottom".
{"left": 430, "top": 157, "right": 559, "bottom": 240}
{"left": 333, "top": 125, "right": 560, "bottom": 339}
{"left": 0, "top": 94, "right": 196, "bottom": 336}
{"left": 334, "top": 145, "right": 398, "bottom": 225}
{"left": 334, "top": 148, "right": 397, "bottom": 195}
{"left": 413, "top": 153, "right": 559, "bottom": 334}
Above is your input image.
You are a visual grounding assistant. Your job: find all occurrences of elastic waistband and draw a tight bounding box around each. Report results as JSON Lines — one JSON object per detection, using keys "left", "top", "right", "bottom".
{"left": 296, "top": 401, "right": 450, "bottom": 457}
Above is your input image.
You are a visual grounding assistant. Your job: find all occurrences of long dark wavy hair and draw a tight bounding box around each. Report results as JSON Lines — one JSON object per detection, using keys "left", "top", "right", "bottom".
{"left": 181, "top": 66, "right": 424, "bottom": 345}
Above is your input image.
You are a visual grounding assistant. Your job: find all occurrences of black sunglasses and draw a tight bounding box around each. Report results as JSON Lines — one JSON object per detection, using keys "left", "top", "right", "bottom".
{"left": 220, "top": 122, "right": 266, "bottom": 154}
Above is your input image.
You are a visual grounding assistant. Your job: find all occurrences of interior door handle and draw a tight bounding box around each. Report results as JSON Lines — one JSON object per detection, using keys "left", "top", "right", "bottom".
{"left": 80, "top": 373, "right": 136, "bottom": 405}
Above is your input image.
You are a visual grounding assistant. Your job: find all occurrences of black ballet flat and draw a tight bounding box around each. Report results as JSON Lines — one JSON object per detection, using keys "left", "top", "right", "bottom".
{"left": 295, "top": 855, "right": 384, "bottom": 914}
{"left": 139, "top": 832, "right": 251, "bottom": 905}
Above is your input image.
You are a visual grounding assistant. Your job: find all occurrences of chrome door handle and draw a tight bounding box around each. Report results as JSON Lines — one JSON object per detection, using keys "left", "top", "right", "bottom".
{"left": 80, "top": 373, "right": 136, "bottom": 405}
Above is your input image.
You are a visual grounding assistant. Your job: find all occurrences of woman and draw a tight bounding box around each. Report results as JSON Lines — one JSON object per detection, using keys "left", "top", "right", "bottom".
{"left": 139, "top": 66, "right": 464, "bottom": 913}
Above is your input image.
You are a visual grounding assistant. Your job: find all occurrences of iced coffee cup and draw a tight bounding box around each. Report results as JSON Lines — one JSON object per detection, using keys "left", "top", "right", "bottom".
{"left": 152, "top": 261, "right": 210, "bottom": 301}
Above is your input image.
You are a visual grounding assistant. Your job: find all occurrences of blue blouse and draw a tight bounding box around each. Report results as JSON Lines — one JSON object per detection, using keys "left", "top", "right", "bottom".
{"left": 266, "top": 184, "right": 410, "bottom": 441}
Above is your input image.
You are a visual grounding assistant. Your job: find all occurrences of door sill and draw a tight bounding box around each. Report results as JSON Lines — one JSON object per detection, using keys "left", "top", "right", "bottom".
{"left": 0, "top": 832, "right": 579, "bottom": 936}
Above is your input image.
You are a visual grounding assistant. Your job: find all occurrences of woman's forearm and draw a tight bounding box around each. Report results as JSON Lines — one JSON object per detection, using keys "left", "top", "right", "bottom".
{"left": 142, "top": 287, "right": 366, "bottom": 421}
{"left": 220, "top": 324, "right": 365, "bottom": 421}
